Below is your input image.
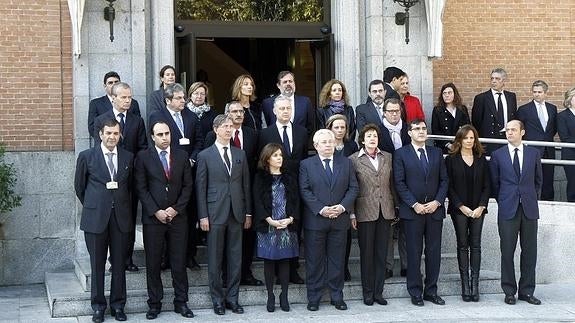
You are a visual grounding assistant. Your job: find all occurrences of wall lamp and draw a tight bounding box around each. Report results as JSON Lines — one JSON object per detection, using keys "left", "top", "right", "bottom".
{"left": 104, "top": 0, "right": 116, "bottom": 42}
{"left": 393, "top": 0, "right": 420, "bottom": 44}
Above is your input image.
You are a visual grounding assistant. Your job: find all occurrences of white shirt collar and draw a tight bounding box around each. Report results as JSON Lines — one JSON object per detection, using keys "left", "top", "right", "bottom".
{"left": 154, "top": 145, "right": 171, "bottom": 155}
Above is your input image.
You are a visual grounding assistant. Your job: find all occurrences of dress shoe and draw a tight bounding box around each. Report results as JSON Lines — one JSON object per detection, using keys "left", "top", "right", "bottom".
{"left": 423, "top": 294, "right": 445, "bottom": 305}
{"left": 92, "top": 309, "right": 105, "bottom": 323}
{"left": 363, "top": 298, "right": 374, "bottom": 306}
{"left": 374, "top": 297, "right": 388, "bottom": 305}
{"left": 186, "top": 258, "right": 201, "bottom": 271}
{"left": 385, "top": 269, "right": 393, "bottom": 279}
{"left": 411, "top": 296, "right": 424, "bottom": 306}
{"left": 344, "top": 268, "right": 351, "bottom": 282}
{"left": 145, "top": 308, "right": 160, "bottom": 320}
{"left": 307, "top": 302, "right": 319, "bottom": 311}
{"left": 266, "top": 294, "right": 275, "bottom": 312}
{"left": 518, "top": 294, "right": 541, "bottom": 305}
{"left": 290, "top": 271, "right": 305, "bottom": 284}
{"left": 330, "top": 300, "right": 348, "bottom": 310}
{"left": 400, "top": 268, "right": 407, "bottom": 277}
{"left": 279, "top": 292, "right": 290, "bottom": 312}
{"left": 504, "top": 295, "right": 516, "bottom": 305}
{"left": 174, "top": 304, "right": 194, "bottom": 318}
{"left": 111, "top": 308, "right": 127, "bottom": 321}
{"left": 240, "top": 276, "right": 263, "bottom": 286}
{"left": 125, "top": 263, "right": 139, "bottom": 272}
{"left": 213, "top": 303, "right": 225, "bottom": 315}
{"left": 225, "top": 302, "right": 244, "bottom": 314}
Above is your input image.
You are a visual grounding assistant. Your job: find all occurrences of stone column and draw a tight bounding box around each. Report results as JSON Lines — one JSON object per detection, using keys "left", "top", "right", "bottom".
{"left": 149, "top": 0, "right": 175, "bottom": 112}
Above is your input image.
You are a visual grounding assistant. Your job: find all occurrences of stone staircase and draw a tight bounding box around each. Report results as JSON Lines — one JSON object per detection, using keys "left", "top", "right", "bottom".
{"left": 45, "top": 225, "right": 502, "bottom": 317}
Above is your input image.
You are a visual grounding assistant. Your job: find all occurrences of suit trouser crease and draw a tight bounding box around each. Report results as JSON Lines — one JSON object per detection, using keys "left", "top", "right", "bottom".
{"left": 357, "top": 215, "right": 391, "bottom": 300}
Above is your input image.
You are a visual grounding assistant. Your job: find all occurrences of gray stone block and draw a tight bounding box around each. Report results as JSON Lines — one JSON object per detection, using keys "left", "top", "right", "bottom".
{"left": 0, "top": 195, "right": 40, "bottom": 239}
{"left": 2, "top": 239, "right": 75, "bottom": 285}
{"left": 39, "top": 194, "right": 76, "bottom": 239}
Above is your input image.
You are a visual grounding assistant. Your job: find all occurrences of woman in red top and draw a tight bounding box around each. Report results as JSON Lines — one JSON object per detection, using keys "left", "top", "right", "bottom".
{"left": 398, "top": 75, "right": 425, "bottom": 123}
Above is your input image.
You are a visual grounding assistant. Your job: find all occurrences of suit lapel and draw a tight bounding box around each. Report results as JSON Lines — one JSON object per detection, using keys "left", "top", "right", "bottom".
{"left": 487, "top": 91, "right": 499, "bottom": 122}
{"left": 93, "top": 145, "right": 110, "bottom": 182}
{"left": 212, "top": 145, "right": 230, "bottom": 176}
{"left": 314, "top": 156, "right": 331, "bottom": 187}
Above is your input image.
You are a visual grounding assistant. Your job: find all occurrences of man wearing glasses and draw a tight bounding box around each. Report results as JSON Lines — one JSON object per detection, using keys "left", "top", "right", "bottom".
{"left": 88, "top": 71, "right": 141, "bottom": 142}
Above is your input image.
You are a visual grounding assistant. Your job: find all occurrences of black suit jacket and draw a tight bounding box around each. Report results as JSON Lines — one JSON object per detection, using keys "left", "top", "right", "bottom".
{"left": 431, "top": 106, "right": 471, "bottom": 152}
{"left": 316, "top": 105, "right": 356, "bottom": 141}
{"left": 258, "top": 123, "right": 309, "bottom": 174}
{"left": 444, "top": 154, "right": 490, "bottom": 215}
{"left": 204, "top": 126, "right": 259, "bottom": 177}
{"left": 148, "top": 89, "right": 165, "bottom": 115}
{"left": 472, "top": 89, "right": 517, "bottom": 139}
{"left": 134, "top": 147, "right": 193, "bottom": 225}
{"left": 148, "top": 107, "right": 204, "bottom": 161}
{"left": 93, "top": 110, "right": 148, "bottom": 154}
{"left": 262, "top": 94, "right": 315, "bottom": 134}
{"left": 557, "top": 109, "right": 575, "bottom": 160}
{"left": 74, "top": 145, "right": 134, "bottom": 233}
{"left": 356, "top": 102, "right": 409, "bottom": 154}
{"left": 88, "top": 95, "right": 141, "bottom": 138}
{"left": 516, "top": 100, "right": 557, "bottom": 156}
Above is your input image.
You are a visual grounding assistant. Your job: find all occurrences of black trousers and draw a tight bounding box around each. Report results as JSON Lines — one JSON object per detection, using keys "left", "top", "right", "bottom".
{"left": 386, "top": 223, "right": 407, "bottom": 271}
{"left": 402, "top": 215, "right": 443, "bottom": 298}
{"left": 498, "top": 204, "right": 538, "bottom": 296}
{"left": 241, "top": 227, "right": 256, "bottom": 279}
{"left": 357, "top": 215, "right": 391, "bottom": 301}
{"left": 451, "top": 212, "right": 484, "bottom": 258}
{"left": 143, "top": 215, "right": 189, "bottom": 309}
{"left": 304, "top": 227, "right": 347, "bottom": 304}
{"left": 84, "top": 210, "right": 129, "bottom": 311}
{"left": 540, "top": 148, "right": 555, "bottom": 201}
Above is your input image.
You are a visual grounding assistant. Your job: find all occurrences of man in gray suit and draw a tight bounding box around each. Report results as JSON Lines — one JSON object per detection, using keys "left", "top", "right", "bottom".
{"left": 196, "top": 114, "right": 252, "bottom": 315}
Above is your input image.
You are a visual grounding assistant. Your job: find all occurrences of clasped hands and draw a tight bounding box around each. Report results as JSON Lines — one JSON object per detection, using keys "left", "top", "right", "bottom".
{"left": 320, "top": 204, "right": 345, "bottom": 219}
{"left": 413, "top": 201, "right": 440, "bottom": 215}
{"left": 154, "top": 207, "right": 178, "bottom": 224}
{"left": 459, "top": 205, "right": 485, "bottom": 218}
{"left": 267, "top": 216, "right": 293, "bottom": 230}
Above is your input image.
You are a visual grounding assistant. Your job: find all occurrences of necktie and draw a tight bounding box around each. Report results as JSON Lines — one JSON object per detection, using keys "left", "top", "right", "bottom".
{"left": 282, "top": 125, "right": 291, "bottom": 156}
{"left": 159, "top": 150, "right": 169, "bottom": 178}
{"left": 174, "top": 112, "right": 184, "bottom": 135}
{"left": 537, "top": 103, "right": 547, "bottom": 130}
{"left": 223, "top": 146, "right": 231, "bottom": 174}
{"left": 105, "top": 152, "right": 116, "bottom": 180}
{"left": 496, "top": 92, "right": 504, "bottom": 125}
{"left": 233, "top": 129, "right": 241, "bottom": 148}
{"left": 418, "top": 148, "right": 429, "bottom": 176}
{"left": 323, "top": 158, "right": 333, "bottom": 183}
{"left": 513, "top": 147, "right": 520, "bottom": 178}
{"left": 118, "top": 113, "right": 125, "bottom": 134}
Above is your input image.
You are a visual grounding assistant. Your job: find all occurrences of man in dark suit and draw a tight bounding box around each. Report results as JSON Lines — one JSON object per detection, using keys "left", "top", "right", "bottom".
{"left": 196, "top": 114, "right": 252, "bottom": 315}
{"left": 393, "top": 119, "right": 449, "bottom": 307}
{"left": 93, "top": 82, "right": 147, "bottom": 272}
{"left": 148, "top": 83, "right": 203, "bottom": 269}
{"left": 134, "top": 121, "right": 195, "bottom": 319}
{"left": 258, "top": 95, "right": 309, "bottom": 284}
{"left": 204, "top": 101, "right": 261, "bottom": 286}
{"left": 262, "top": 71, "right": 315, "bottom": 135}
{"left": 490, "top": 120, "right": 542, "bottom": 306}
{"left": 365, "top": 67, "right": 406, "bottom": 120}
{"left": 299, "top": 129, "right": 359, "bottom": 311}
{"left": 472, "top": 68, "right": 518, "bottom": 154}
{"left": 74, "top": 119, "right": 132, "bottom": 322}
{"left": 516, "top": 80, "right": 557, "bottom": 201}
{"left": 88, "top": 71, "right": 141, "bottom": 141}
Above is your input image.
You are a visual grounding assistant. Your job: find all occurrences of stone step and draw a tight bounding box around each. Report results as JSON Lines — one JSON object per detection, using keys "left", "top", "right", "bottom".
{"left": 74, "top": 253, "right": 460, "bottom": 292}
{"left": 46, "top": 270, "right": 502, "bottom": 318}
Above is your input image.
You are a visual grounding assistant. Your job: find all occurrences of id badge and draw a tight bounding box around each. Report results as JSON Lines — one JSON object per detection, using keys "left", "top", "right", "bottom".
{"left": 179, "top": 138, "right": 190, "bottom": 145}
{"left": 106, "top": 181, "right": 118, "bottom": 190}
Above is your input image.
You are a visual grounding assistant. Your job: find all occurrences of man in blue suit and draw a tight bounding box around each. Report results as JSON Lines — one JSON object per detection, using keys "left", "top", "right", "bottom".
{"left": 490, "top": 120, "right": 542, "bottom": 306}
{"left": 516, "top": 80, "right": 557, "bottom": 201}
{"left": 88, "top": 71, "right": 141, "bottom": 141}
{"left": 299, "top": 129, "right": 359, "bottom": 311}
{"left": 393, "top": 119, "right": 448, "bottom": 306}
{"left": 262, "top": 71, "right": 315, "bottom": 135}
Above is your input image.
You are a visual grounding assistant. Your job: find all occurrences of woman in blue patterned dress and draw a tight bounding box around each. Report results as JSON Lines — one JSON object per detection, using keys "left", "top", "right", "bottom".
{"left": 253, "top": 143, "right": 300, "bottom": 312}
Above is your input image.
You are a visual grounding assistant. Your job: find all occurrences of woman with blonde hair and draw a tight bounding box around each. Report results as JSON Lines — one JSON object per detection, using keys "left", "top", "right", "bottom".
{"left": 557, "top": 87, "right": 575, "bottom": 201}
{"left": 187, "top": 82, "right": 216, "bottom": 139}
{"left": 316, "top": 79, "right": 356, "bottom": 140}
{"left": 231, "top": 74, "right": 262, "bottom": 130}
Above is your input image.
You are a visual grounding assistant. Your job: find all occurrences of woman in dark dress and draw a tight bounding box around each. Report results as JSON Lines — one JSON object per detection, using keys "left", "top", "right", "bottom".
{"left": 148, "top": 65, "right": 176, "bottom": 113}
{"left": 253, "top": 143, "right": 300, "bottom": 312}
{"left": 557, "top": 87, "right": 575, "bottom": 201}
{"left": 186, "top": 81, "right": 216, "bottom": 143}
{"left": 444, "top": 124, "right": 490, "bottom": 302}
{"left": 231, "top": 74, "right": 262, "bottom": 130}
{"left": 325, "top": 113, "right": 358, "bottom": 281}
{"left": 432, "top": 83, "right": 470, "bottom": 153}
{"left": 316, "top": 79, "right": 356, "bottom": 140}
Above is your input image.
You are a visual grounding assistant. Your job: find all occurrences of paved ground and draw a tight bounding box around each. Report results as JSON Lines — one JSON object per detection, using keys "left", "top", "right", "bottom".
{"left": 1, "top": 282, "right": 575, "bottom": 322}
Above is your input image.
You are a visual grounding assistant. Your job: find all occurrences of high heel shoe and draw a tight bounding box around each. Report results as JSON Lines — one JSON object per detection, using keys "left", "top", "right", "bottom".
{"left": 279, "top": 292, "right": 290, "bottom": 312}
{"left": 266, "top": 294, "right": 275, "bottom": 312}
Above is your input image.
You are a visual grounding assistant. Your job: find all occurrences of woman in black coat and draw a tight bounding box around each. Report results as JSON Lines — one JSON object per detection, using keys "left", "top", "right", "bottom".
{"left": 253, "top": 143, "right": 300, "bottom": 312}
{"left": 432, "top": 83, "right": 470, "bottom": 153}
{"left": 444, "top": 124, "right": 490, "bottom": 302}
{"left": 316, "top": 79, "right": 356, "bottom": 140}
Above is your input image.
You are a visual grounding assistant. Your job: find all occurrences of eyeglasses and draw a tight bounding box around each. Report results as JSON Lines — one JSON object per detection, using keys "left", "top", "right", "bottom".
{"left": 411, "top": 126, "right": 427, "bottom": 131}
{"left": 385, "top": 109, "right": 401, "bottom": 114}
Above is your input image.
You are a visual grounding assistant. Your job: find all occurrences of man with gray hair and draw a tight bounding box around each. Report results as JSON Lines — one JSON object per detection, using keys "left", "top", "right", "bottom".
{"left": 472, "top": 68, "right": 518, "bottom": 154}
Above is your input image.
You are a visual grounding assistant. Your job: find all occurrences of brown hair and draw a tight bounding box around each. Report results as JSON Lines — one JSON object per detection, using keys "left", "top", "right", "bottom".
{"left": 187, "top": 82, "right": 209, "bottom": 100}
{"left": 257, "top": 143, "right": 284, "bottom": 172}
{"left": 319, "top": 79, "right": 349, "bottom": 107}
{"left": 357, "top": 124, "right": 381, "bottom": 149}
{"left": 449, "top": 124, "right": 485, "bottom": 157}
{"left": 231, "top": 74, "right": 257, "bottom": 102}
{"left": 325, "top": 114, "right": 350, "bottom": 141}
